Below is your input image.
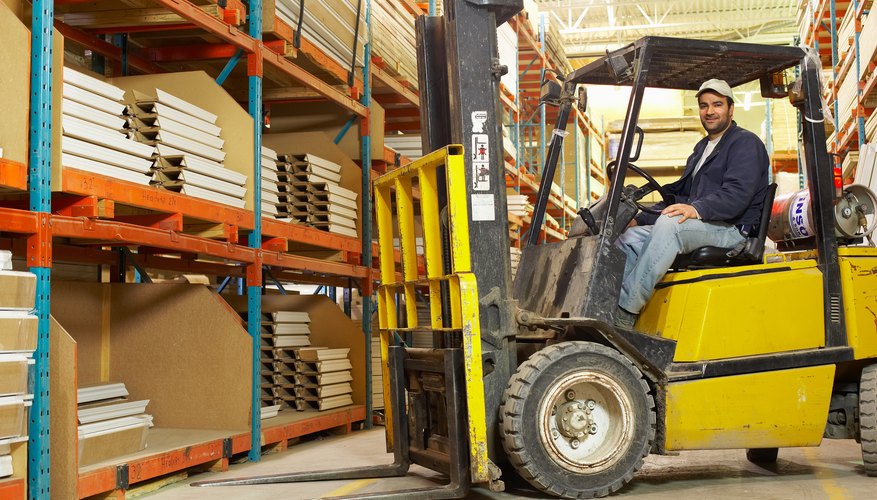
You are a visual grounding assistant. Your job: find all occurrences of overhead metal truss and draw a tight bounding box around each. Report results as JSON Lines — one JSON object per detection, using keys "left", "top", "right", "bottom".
{"left": 534, "top": 0, "right": 799, "bottom": 57}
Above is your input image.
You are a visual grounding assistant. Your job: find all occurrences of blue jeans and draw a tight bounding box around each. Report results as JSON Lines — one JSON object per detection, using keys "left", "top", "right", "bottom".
{"left": 616, "top": 215, "right": 745, "bottom": 313}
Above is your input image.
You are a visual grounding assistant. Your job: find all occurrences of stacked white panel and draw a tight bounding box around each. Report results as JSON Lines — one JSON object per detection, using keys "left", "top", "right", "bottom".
{"left": 61, "top": 68, "right": 154, "bottom": 185}
{"left": 128, "top": 89, "right": 246, "bottom": 208}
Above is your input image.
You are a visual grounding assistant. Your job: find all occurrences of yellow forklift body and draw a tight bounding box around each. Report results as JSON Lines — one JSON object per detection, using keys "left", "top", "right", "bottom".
{"left": 373, "top": 146, "right": 491, "bottom": 483}
{"left": 838, "top": 247, "right": 877, "bottom": 359}
{"left": 664, "top": 365, "right": 834, "bottom": 450}
{"left": 636, "top": 260, "right": 825, "bottom": 362}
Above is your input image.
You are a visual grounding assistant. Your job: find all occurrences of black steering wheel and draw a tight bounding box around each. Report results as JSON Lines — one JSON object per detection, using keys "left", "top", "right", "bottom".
{"left": 606, "top": 160, "right": 671, "bottom": 215}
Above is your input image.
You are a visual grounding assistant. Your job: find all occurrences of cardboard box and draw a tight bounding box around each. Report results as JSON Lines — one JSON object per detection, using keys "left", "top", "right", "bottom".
{"left": 0, "top": 355, "right": 28, "bottom": 396}
{"left": 78, "top": 422, "right": 149, "bottom": 468}
{"left": 0, "top": 313, "right": 37, "bottom": 352}
{"left": 0, "top": 272, "right": 35, "bottom": 311}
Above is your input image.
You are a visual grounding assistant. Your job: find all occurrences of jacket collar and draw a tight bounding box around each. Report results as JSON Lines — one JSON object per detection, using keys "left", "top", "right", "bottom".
{"left": 688, "top": 120, "right": 738, "bottom": 174}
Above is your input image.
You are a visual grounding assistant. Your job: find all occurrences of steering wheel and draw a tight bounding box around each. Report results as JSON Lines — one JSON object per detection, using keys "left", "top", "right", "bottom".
{"left": 606, "top": 160, "right": 671, "bottom": 215}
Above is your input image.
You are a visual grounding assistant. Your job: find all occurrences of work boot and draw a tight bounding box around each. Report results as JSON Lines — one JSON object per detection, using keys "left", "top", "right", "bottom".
{"left": 614, "top": 307, "right": 638, "bottom": 330}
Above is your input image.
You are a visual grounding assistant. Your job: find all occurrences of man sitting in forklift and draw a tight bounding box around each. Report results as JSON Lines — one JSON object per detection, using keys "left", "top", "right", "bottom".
{"left": 614, "top": 79, "right": 770, "bottom": 329}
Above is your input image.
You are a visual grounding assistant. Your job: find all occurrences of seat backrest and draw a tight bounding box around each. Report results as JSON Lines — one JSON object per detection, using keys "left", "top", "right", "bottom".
{"left": 742, "top": 183, "right": 778, "bottom": 261}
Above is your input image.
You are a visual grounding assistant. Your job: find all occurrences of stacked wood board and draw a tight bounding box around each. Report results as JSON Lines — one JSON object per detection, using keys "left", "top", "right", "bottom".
{"left": 127, "top": 88, "right": 247, "bottom": 208}
{"left": 868, "top": 109, "right": 877, "bottom": 142}
{"left": 275, "top": 0, "right": 366, "bottom": 71}
{"left": 0, "top": 262, "right": 35, "bottom": 481}
{"left": 61, "top": 67, "right": 155, "bottom": 185}
{"left": 384, "top": 134, "right": 423, "bottom": 160}
{"left": 373, "top": 0, "right": 418, "bottom": 84}
{"left": 507, "top": 192, "right": 532, "bottom": 217}
{"left": 510, "top": 246, "right": 522, "bottom": 277}
{"left": 258, "top": 311, "right": 311, "bottom": 409}
{"left": 292, "top": 348, "right": 353, "bottom": 411}
{"left": 261, "top": 146, "right": 290, "bottom": 219}
{"left": 370, "top": 333, "right": 383, "bottom": 410}
{"left": 76, "top": 382, "right": 153, "bottom": 467}
{"left": 284, "top": 153, "right": 359, "bottom": 237}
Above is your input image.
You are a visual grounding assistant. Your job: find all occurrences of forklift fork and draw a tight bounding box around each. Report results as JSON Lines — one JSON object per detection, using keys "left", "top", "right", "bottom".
{"left": 191, "top": 347, "right": 471, "bottom": 499}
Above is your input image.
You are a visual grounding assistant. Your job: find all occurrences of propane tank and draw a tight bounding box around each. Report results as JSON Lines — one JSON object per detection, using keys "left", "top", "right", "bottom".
{"left": 768, "top": 184, "right": 877, "bottom": 242}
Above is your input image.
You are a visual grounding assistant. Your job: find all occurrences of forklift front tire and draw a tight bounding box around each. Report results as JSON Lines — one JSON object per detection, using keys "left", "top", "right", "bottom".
{"left": 860, "top": 363, "right": 877, "bottom": 476}
{"left": 500, "top": 341, "right": 655, "bottom": 499}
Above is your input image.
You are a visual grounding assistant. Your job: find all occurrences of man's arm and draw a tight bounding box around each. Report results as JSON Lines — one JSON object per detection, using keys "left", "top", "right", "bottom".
{"left": 689, "top": 134, "right": 767, "bottom": 221}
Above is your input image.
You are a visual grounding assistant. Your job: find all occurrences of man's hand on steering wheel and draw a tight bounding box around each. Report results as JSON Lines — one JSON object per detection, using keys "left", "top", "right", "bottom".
{"left": 608, "top": 160, "right": 672, "bottom": 214}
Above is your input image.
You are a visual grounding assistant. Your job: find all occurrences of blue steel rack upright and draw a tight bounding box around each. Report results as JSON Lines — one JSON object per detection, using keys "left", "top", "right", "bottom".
{"left": 246, "top": 0, "right": 264, "bottom": 464}
{"left": 28, "top": 1, "right": 53, "bottom": 498}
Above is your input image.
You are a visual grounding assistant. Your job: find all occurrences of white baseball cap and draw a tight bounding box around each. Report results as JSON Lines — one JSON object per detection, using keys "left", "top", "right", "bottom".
{"left": 696, "top": 79, "right": 735, "bottom": 103}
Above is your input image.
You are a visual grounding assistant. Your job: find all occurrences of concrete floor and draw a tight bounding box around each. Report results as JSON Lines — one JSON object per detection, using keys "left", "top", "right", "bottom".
{"left": 141, "top": 428, "right": 875, "bottom": 499}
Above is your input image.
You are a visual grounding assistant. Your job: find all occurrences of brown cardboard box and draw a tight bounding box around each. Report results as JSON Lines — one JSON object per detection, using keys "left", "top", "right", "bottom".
{"left": 0, "top": 314, "right": 37, "bottom": 352}
{"left": 0, "top": 272, "right": 35, "bottom": 310}
{"left": 78, "top": 423, "right": 148, "bottom": 468}
{"left": 0, "top": 356, "right": 28, "bottom": 396}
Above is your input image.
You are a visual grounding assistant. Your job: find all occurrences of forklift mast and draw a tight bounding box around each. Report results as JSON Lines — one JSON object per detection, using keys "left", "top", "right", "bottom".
{"left": 416, "top": 0, "right": 523, "bottom": 461}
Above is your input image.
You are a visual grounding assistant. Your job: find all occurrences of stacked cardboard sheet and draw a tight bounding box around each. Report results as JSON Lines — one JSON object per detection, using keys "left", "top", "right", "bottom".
{"left": 384, "top": 134, "right": 423, "bottom": 161}
{"left": 285, "top": 153, "right": 358, "bottom": 237}
{"left": 76, "top": 382, "right": 153, "bottom": 467}
{"left": 127, "top": 89, "right": 247, "bottom": 208}
{"left": 258, "top": 311, "right": 311, "bottom": 409}
{"left": 293, "top": 348, "right": 353, "bottom": 411}
{"left": 373, "top": 0, "right": 418, "bottom": 84}
{"left": 61, "top": 68, "right": 155, "bottom": 185}
{"left": 260, "top": 146, "right": 290, "bottom": 219}
{"left": 275, "top": 0, "right": 366, "bottom": 72}
{"left": 510, "top": 246, "right": 522, "bottom": 278}
{"left": 507, "top": 193, "right": 532, "bottom": 217}
{"left": 370, "top": 334, "right": 384, "bottom": 410}
{"left": 0, "top": 261, "right": 36, "bottom": 479}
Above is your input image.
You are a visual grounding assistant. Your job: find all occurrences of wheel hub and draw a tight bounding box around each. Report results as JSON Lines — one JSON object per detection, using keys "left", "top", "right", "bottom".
{"left": 556, "top": 398, "right": 599, "bottom": 441}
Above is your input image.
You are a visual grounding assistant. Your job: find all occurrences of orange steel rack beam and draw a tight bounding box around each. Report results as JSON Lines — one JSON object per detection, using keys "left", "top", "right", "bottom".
{"left": 77, "top": 406, "right": 366, "bottom": 499}
{"left": 151, "top": 0, "right": 367, "bottom": 116}
{"left": 0, "top": 158, "right": 28, "bottom": 191}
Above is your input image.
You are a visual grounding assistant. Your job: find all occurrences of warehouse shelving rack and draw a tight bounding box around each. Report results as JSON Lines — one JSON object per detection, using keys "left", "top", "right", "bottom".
{"left": 0, "top": 1, "right": 385, "bottom": 498}
{"left": 801, "top": 0, "right": 875, "bottom": 164}
{"left": 506, "top": 10, "right": 606, "bottom": 244}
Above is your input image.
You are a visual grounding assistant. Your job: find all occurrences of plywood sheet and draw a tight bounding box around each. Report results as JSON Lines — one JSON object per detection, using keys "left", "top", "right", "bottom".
{"left": 52, "top": 283, "right": 252, "bottom": 431}
{"left": 49, "top": 316, "right": 78, "bottom": 500}
{"left": 111, "top": 71, "right": 254, "bottom": 210}
{"left": 0, "top": 2, "right": 30, "bottom": 165}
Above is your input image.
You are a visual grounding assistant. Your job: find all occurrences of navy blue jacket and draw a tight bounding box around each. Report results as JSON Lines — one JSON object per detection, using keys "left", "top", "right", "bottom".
{"left": 634, "top": 121, "right": 769, "bottom": 227}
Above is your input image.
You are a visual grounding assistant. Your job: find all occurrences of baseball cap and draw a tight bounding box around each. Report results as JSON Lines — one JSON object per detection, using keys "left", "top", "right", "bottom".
{"left": 696, "top": 79, "right": 735, "bottom": 102}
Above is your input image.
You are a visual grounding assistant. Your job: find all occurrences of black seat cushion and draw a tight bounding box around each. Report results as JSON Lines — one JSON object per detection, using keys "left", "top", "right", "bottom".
{"left": 672, "top": 245, "right": 739, "bottom": 269}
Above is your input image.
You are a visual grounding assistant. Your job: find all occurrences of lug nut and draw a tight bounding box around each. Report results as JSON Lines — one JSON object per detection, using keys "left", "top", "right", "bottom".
{"left": 589, "top": 423, "right": 598, "bottom": 434}
{"left": 565, "top": 390, "right": 576, "bottom": 400}
{"left": 586, "top": 400, "right": 596, "bottom": 410}
{"left": 571, "top": 439, "right": 580, "bottom": 449}
{"left": 552, "top": 429, "right": 559, "bottom": 439}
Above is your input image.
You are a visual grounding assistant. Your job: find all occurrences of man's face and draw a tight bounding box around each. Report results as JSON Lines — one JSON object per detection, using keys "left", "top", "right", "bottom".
{"left": 698, "top": 91, "right": 733, "bottom": 137}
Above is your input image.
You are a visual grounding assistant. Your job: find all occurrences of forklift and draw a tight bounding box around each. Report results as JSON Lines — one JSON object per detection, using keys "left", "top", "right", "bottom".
{"left": 193, "top": 1, "right": 877, "bottom": 498}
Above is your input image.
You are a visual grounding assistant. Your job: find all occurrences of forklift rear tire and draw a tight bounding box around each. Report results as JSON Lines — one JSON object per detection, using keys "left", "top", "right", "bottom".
{"left": 860, "top": 364, "right": 877, "bottom": 476}
{"left": 745, "top": 448, "right": 778, "bottom": 464}
{"left": 500, "top": 341, "right": 655, "bottom": 499}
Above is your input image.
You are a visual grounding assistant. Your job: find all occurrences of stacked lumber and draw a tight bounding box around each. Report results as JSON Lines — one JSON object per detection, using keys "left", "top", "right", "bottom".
{"left": 284, "top": 153, "right": 359, "bottom": 237}
{"left": 854, "top": 143, "right": 877, "bottom": 191}
{"left": 370, "top": 333, "right": 384, "bottom": 410}
{"left": 507, "top": 192, "right": 532, "bottom": 217}
{"left": 76, "top": 382, "right": 153, "bottom": 467}
{"left": 0, "top": 257, "right": 36, "bottom": 480}
{"left": 127, "top": 89, "right": 247, "bottom": 208}
{"left": 373, "top": 0, "right": 418, "bottom": 84}
{"left": 275, "top": 0, "right": 366, "bottom": 72}
{"left": 510, "top": 246, "right": 522, "bottom": 278}
{"left": 61, "top": 68, "right": 155, "bottom": 185}
{"left": 293, "top": 348, "right": 354, "bottom": 411}
{"left": 384, "top": 134, "right": 423, "bottom": 160}
{"left": 260, "top": 146, "right": 290, "bottom": 219}
{"left": 868, "top": 109, "right": 877, "bottom": 142}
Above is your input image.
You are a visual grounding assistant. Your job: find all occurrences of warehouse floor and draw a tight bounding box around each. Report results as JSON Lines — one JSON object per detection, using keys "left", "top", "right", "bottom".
{"left": 140, "top": 427, "right": 875, "bottom": 499}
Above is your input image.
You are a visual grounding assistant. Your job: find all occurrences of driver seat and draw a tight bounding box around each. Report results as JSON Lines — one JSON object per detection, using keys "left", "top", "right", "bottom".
{"left": 671, "top": 183, "right": 777, "bottom": 270}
